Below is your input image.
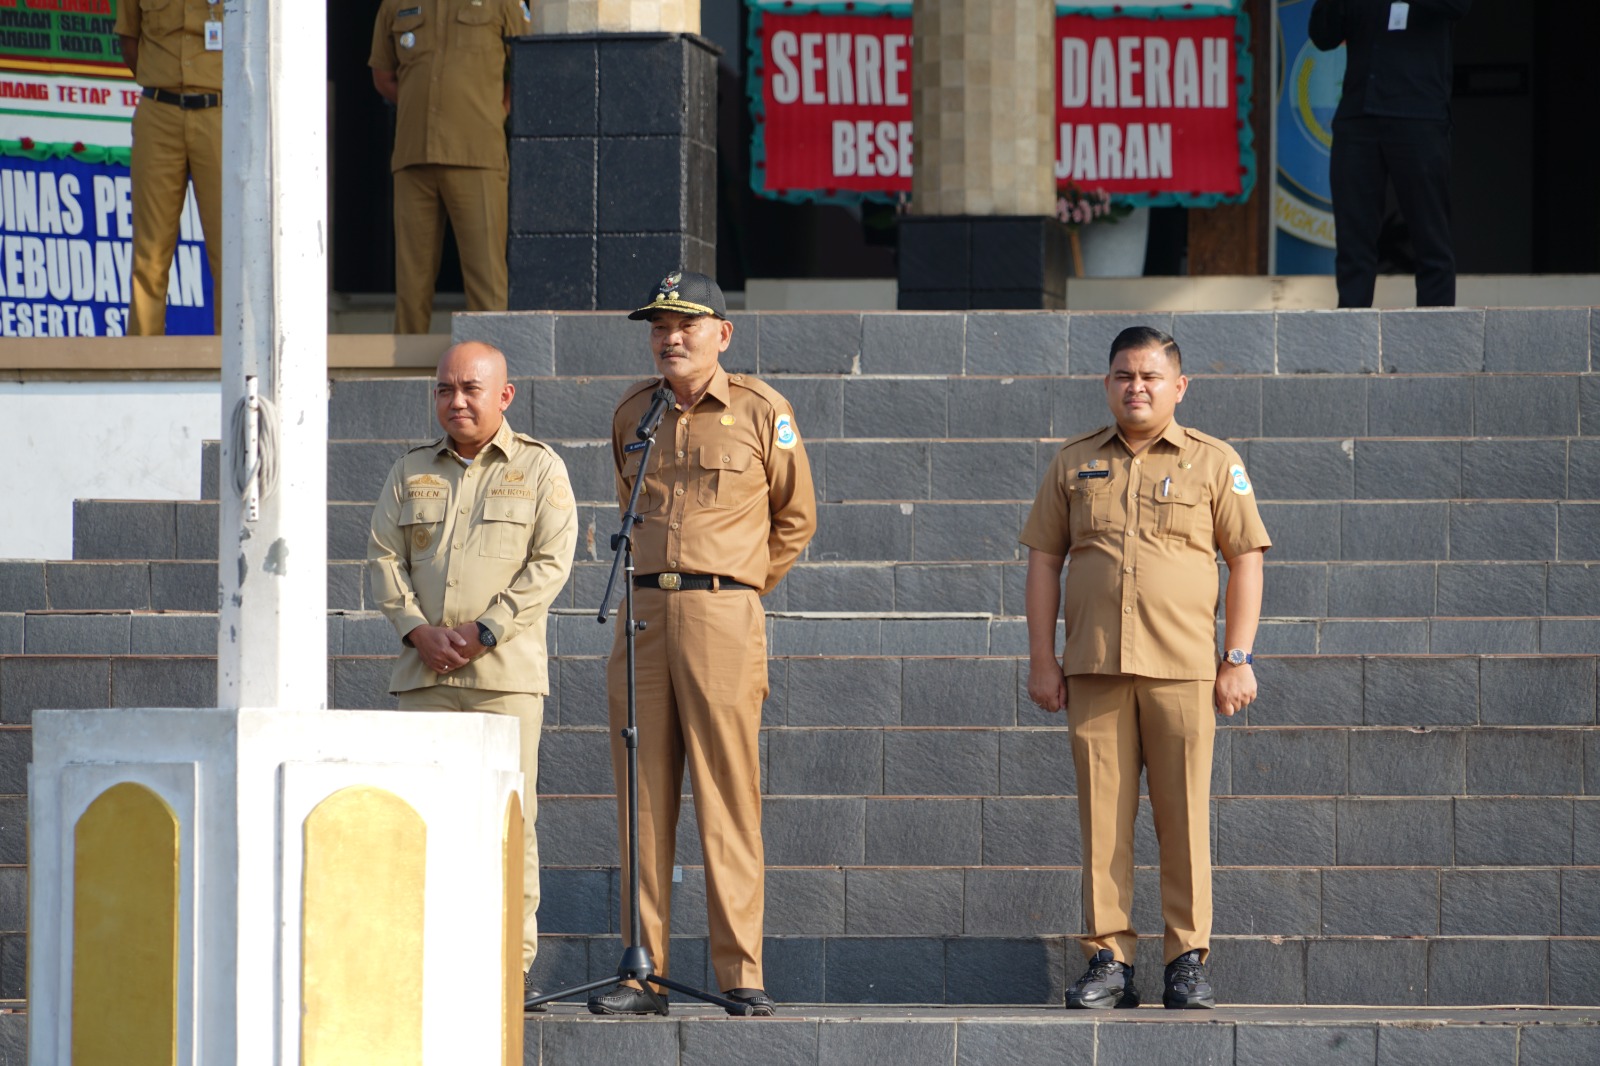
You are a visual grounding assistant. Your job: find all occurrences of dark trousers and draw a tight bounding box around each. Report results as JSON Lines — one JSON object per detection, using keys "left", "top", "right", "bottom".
{"left": 1329, "top": 116, "right": 1456, "bottom": 308}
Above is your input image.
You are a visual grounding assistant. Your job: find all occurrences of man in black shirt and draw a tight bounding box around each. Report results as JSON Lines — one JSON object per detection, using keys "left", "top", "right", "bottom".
{"left": 1311, "top": 0, "right": 1471, "bottom": 308}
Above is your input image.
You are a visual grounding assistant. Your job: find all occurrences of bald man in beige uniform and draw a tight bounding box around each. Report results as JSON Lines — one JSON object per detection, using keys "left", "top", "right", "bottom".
{"left": 116, "top": 0, "right": 223, "bottom": 335}
{"left": 1023, "top": 326, "right": 1270, "bottom": 1010}
{"left": 590, "top": 270, "right": 816, "bottom": 1018}
{"left": 367, "top": 341, "right": 578, "bottom": 1009}
{"left": 370, "top": 0, "right": 528, "bottom": 333}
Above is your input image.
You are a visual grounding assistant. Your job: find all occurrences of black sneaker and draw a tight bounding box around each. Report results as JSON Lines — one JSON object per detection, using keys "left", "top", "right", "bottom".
{"left": 1065, "top": 949, "right": 1140, "bottom": 1009}
{"left": 1162, "top": 950, "right": 1215, "bottom": 1009}
{"left": 523, "top": 969, "right": 547, "bottom": 1013}
{"left": 587, "top": 984, "right": 669, "bottom": 1016}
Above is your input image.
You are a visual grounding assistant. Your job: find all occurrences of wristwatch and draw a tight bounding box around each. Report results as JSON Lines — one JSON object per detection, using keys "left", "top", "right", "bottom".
{"left": 1224, "top": 648, "right": 1253, "bottom": 666}
{"left": 476, "top": 622, "right": 497, "bottom": 648}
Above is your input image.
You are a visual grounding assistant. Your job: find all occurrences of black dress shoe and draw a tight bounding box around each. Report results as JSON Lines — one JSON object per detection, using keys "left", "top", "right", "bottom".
{"left": 1065, "top": 949, "right": 1140, "bottom": 1009}
{"left": 587, "top": 985, "right": 669, "bottom": 1016}
{"left": 522, "top": 969, "right": 547, "bottom": 1013}
{"left": 722, "top": 988, "right": 776, "bottom": 1016}
{"left": 1162, "top": 950, "right": 1215, "bottom": 1009}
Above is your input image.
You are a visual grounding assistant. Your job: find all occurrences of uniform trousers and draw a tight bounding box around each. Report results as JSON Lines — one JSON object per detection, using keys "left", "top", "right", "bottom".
{"left": 1067, "top": 673, "right": 1215, "bottom": 966}
{"left": 392, "top": 163, "right": 509, "bottom": 334}
{"left": 128, "top": 96, "right": 222, "bottom": 335}
{"left": 397, "top": 685, "right": 543, "bottom": 969}
{"left": 1330, "top": 115, "right": 1456, "bottom": 309}
{"left": 607, "top": 586, "right": 768, "bottom": 992}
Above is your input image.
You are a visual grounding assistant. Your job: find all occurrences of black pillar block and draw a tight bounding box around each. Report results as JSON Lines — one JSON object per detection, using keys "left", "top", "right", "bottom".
{"left": 509, "top": 33, "right": 721, "bottom": 311}
{"left": 897, "top": 215, "right": 1069, "bottom": 310}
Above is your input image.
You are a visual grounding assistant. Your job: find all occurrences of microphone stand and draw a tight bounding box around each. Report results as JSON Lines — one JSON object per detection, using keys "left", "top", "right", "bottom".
{"left": 526, "top": 389, "right": 751, "bottom": 1017}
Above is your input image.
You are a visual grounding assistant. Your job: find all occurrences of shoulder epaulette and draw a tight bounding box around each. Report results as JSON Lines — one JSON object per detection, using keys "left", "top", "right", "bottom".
{"left": 1058, "top": 426, "right": 1111, "bottom": 449}
{"left": 725, "top": 372, "right": 788, "bottom": 411}
{"left": 616, "top": 378, "right": 662, "bottom": 410}
{"left": 1181, "top": 426, "right": 1234, "bottom": 453}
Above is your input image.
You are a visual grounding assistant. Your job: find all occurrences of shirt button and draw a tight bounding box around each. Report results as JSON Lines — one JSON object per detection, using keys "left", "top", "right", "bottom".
{"left": 671, "top": 523, "right": 680, "bottom": 530}
{"left": 454, "top": 543, "right": 462, "bottom": 550}
{"left": 459, "top": 506, "right": 468, "bottom": 514}
{"left": 670, "top": 560, "right": 678, "bottom": 567}
{"left": 448, "top": 579, "right": 459, "bottom": 587}
{"left": 677, "top": 450, "right": 684, "bottom": 458}
{"left": 1134, "top": 459, "right": 1141, "bottom": 465}
{"left": 679, "top": 417, "right": 689, "bottom": 425}
{"left": 675, "top": 487, "right": 684, "bottom": 496}
{"left": 1126, "top": 529, "right": 1133, "bottom": 536}
{"left": 1124, "top": 607, "right": 1131, "bottom": 614}
{"left": 1124, "top": 567, "right": 1133, "bottom": 573}
{"left": 722, "top": 455, "right": 730, "bottom": 463}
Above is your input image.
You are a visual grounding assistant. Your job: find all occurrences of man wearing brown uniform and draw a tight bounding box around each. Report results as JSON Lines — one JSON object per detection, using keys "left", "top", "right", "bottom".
{"left": 590, "top": 271, "right": 816, "bottom": 1017}
{"left": 369, "top": 0, "right": 528, "bottom": 333}
{"left": 116, "top": 0, "right": 223, "bottom": 335}
{"left": 367, "top": 340, "right": 578, "bottom": 1009}
{"left": 1022, "top": 326, "right": 1270, "bottom": 1009}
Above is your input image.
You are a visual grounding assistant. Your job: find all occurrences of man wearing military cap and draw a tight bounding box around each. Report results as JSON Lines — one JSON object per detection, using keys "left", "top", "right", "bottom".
{"left": 367, "top": 340, "right": 578, "bottom": 1010}
{"left": 589, "top": 270, "right": 816, "bottom": 1017}
{"left": 116, "top": 0, "right": 224, "bottom": 335}
{"left": 369, "top": 0, "right": 529, "bottom": 333}
{"left": 1021, "top": 326, "right": 1270, "bottom": 1010}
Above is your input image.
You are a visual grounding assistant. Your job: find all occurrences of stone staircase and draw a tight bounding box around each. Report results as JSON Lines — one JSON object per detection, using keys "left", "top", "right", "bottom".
{"left": 3, "top": 308, "right": 1600, "bottom": 1053}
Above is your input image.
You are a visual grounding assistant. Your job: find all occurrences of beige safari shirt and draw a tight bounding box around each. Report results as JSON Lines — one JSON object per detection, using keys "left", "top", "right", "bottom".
{"left": 368, "top": 0, "right": 527, "bottom": 172}
{"left": 611, "top": 365, "right": 817, "bottom": 595}
{"left": 115, "top": 0, "right": 222, "bottom": 93}
{"left": 1020, "top": 419, "right": 1272, "bottom": 681}
{"left": 368, "top": 419, "right": 578, "bottom": 695}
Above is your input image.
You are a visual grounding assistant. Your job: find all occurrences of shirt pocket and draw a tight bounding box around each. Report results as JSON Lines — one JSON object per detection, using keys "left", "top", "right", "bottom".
{"left": 1069, "top": 483, "right": 1111, "bottom": 542}
{"left": 454, "top": 2, "right": 505, "bottom": 55}
{"left": 696, "top": 444, "right": 755, "bottom": 508}
{"left": 400, "top": 498, "right": 447, "bottom": 561}
{"left": 391, "top": 7, "right": 431, "bottom": 66}
{"left": 139, "top": 0, "right": 183, "bottom": 36}
{"left": 1152, "top": 488, "right": 1201, "bottom": 542}
{"left": 622, "top": 447, "right": 665, "bottom": 513}
{"left": 480, "top": 496, "right": 535, "bottom": 560}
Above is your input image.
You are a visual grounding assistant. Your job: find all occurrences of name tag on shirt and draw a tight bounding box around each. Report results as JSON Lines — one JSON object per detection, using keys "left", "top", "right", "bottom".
{"left": 1389, "top": 2, "right": 1409, "bottom": 31}
{"left": 1077, "top": 469, "right": 1110, "bottom": 480}
{"left": 205, "top": 20, "right": 222, "bottom": 50}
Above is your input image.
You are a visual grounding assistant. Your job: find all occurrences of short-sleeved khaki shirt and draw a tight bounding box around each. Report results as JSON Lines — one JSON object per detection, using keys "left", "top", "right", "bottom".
{"left": 368, "top": 0, "right": 527, "bottom": 172}
{"left": 1020, "top": 419, "right": 1272, "bottom": 681}
{"left": 115, "top": 0, "right": 222, "bottom": 93}
{"left": 367, "top": 419, "right": 579, "bottom": 695}
{"left": 611, "top": 365, "right": 817, "bottom": 595}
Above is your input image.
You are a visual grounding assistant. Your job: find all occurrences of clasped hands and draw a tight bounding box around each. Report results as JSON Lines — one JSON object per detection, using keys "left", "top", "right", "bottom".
{"left": 408, "top": 622, "right": 489, "bottom": 674}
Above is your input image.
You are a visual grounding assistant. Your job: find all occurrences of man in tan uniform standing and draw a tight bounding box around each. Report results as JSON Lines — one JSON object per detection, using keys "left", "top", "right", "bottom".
{"left": 116, "top": 0, "right": 223, "bottom": 335}
{"left": 590, "top": 270, "right": 816, "bottom": 1017}
{"left": 367, "top": 340, "right": 578, "bottom": 1009}
{"left": 1021, "top": 326, "right": 1270, "bottom": 1010}
{"left": 369, "top": 0, "right": 527, "bottom": 333}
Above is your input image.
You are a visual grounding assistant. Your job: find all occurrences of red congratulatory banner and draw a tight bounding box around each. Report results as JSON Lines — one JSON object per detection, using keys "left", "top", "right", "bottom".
{"left": 753, "top": 9, "right": 1247, "bottom": 203}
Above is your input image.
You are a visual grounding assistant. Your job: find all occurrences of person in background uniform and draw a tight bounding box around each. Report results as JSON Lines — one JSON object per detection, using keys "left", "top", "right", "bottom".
{"left": 367, "top": 340, "right": 578, "bottom": 1010}
{"left": 369, "top": 0, "right": 528, "bottom": 333}
{"left": 589, "top": 270, "right": 816, "bottom": 1018}
{"left": 116, "top": 0, "right": 224, "bottom": 335}
{"left": 1021, "top": 326, "right": 1270, "bottom": 1011}
{"left": 1311, "top": 0, "right": 1472, "bottom": 308}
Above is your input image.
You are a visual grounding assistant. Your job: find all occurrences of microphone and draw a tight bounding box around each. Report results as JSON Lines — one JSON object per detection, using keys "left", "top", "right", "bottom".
{"left": 636, "top": 384, "right": 675, "bottom": 441}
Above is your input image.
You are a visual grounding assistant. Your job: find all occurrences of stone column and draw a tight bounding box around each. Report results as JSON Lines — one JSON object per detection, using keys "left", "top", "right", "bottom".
{"left": 508, "top": 5, "right": 718, "bottom": 311}
{"left": 899, "top": 0, "right": 1068, "bottom": 309}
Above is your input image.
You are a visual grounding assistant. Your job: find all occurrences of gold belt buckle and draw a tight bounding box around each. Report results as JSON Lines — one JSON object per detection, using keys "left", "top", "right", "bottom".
{"left": 658, "top": 573, "right": 681, "bottom": 590}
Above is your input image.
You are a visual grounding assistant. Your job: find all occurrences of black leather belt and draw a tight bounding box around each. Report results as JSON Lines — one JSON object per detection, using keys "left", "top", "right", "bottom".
{"left": 634, "top": 573, "right": 755, "bottom": 592}
{"left": 143, "top": 86, "right": 221, "bottom": 109}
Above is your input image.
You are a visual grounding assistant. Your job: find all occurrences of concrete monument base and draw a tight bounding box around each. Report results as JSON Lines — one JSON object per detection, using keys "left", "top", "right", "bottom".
{"left": 29, "top": 707, "right": 524, "bottom": 1066}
